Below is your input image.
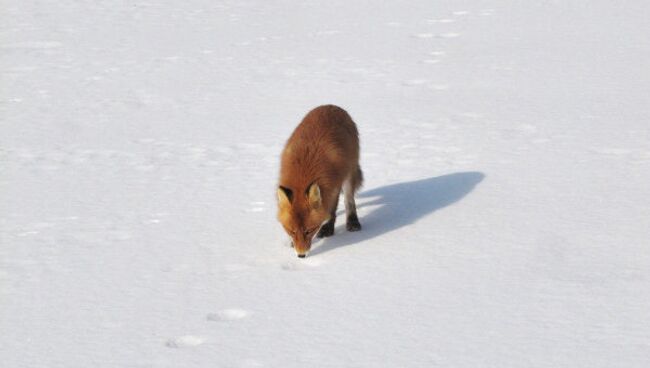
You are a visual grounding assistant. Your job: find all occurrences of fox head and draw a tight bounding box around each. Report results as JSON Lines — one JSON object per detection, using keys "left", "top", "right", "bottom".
{"left": 277, "top": 182, "right": 329, "bottom": 257}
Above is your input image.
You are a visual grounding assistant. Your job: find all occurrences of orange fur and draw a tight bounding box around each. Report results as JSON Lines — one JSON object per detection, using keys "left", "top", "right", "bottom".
{"left": 277, "top": 105, "right": 362, "bottom": 257}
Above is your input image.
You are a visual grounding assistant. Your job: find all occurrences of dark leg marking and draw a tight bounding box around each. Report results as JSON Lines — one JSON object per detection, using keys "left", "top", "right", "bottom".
{"left": 346, "top": 213, "right": 361, "bottom": 232}
{"left": 343, "top": 174, "right": 362, "bottom": 232}
{"left": 318, "top": 190, "right": 339, "bottom": 238}
{"left": 317, "top": 217, "right": 335, "bottom": 238}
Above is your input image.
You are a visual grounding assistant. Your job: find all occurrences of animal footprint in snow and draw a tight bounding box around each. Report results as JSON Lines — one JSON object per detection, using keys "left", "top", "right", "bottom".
{"left": 594, "top": 148, "right": 631, "bottom": 156}
{"left": 402, "top": 79, "right": 428, "bottom": 86}
{"left": 165, "top": 335, "right": 205, "bottom": 348}
{"left": 281, "top": 257, "right": 323, "bottom": 271}
{"left": 246, "top": 201, "right": 266, "bottom": 212}
{"left": 240, "top": 359, "right": 265, "bottom": 368}
{"left": 206, "top": 309, "right": 249, "bottom": 321}
{"left": 427, "top": 18, "right": 456, "bottom": 24}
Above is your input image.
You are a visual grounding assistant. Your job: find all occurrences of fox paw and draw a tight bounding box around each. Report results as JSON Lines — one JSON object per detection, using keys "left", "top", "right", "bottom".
{"left": 346, "top": 215, "right": 361, "bottom": 232}
{"left": 317, "top": 223, "right": 335, "bottom": 238}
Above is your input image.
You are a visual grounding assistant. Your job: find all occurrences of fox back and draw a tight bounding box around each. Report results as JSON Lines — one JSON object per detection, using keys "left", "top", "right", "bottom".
{"left": 277, "top": 105, "right": 363, "bottom": 257}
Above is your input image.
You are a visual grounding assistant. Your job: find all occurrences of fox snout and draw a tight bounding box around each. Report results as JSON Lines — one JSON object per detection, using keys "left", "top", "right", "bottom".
{"left": 292, "top": 239, "right": 311, "bottom": 258}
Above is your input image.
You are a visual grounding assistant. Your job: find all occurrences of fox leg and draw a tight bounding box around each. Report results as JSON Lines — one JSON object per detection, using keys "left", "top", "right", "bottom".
{"left": 344, "top": 168, "right": 362, "bottom": 231}
{"left": 317, "top": 190, "right": 339, "bottom": 238}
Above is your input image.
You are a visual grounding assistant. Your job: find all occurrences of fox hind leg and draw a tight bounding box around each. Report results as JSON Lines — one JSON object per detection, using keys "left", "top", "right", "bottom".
{"left": 344, "top": 166, "right": 362, "bottom": 232}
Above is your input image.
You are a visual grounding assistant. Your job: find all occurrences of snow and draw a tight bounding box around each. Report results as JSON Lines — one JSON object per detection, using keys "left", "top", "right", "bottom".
{"left": 2, "top": 0, "right": 650, "bottom": 367}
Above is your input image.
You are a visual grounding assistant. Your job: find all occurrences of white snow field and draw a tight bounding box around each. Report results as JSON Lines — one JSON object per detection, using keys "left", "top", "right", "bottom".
{"left": 2, "top": 0, "right": 650, "bottom": 367}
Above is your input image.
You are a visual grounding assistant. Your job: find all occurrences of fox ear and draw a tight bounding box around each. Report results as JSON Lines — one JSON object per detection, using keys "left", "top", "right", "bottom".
{"left": 307, "top": 182, "right": 322, "bottom": 208}
{"left": 277, "top": 186, "right": 293, "bottom": 207}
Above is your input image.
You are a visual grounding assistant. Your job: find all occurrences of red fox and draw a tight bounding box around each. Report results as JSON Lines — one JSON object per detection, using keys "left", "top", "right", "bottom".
{"left": 277, "top": 105, "right": 363, "bottom": 258}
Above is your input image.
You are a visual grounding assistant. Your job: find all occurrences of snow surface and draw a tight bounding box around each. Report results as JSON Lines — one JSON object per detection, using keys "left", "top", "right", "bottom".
{"left": 2, "top": 1, "right": 650, "bottom": 367}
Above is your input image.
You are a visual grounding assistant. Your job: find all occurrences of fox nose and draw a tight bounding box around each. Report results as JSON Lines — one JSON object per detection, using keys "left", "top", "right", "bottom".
{"left": 297, "top": 254, "right": 306, "bottom": 258}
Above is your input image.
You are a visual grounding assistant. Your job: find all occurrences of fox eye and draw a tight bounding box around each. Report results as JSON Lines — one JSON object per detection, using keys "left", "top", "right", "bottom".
{"left": 306, "top": 227, "right": 318, "bottom": 235}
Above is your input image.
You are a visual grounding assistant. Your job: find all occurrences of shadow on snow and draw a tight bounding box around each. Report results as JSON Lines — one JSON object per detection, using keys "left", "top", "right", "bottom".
{"left": 310, "top": 171, "right": 485, "bottom": 256}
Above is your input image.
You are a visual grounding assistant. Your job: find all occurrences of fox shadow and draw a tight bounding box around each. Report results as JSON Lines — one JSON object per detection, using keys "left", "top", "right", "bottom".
{"left": 310, "top": 171, "right": 485, "bottom": 256}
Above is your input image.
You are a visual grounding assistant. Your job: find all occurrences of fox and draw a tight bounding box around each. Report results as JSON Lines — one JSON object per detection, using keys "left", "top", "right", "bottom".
{"left": 277, "top": 105, "right": 363, "bottom": 258}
